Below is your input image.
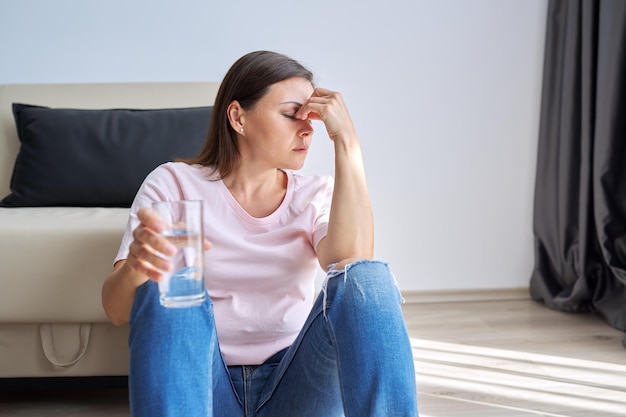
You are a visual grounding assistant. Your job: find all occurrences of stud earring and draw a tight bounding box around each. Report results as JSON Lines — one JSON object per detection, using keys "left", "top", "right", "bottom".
{"left": 240, "top": 128, "right": 244, "bottom": 133}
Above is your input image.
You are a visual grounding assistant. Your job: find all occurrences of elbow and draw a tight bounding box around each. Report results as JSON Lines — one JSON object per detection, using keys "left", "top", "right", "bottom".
{"left": 321, "top": 250, "right": 375, "bottom": 272}
{"left": 102, "top": 299, "right": 129, "bottom": 327}
{"left": 110, "top": 316, "right": 129, "bottom": 327}
{"left": 353, "top": 238, "right": 375, "bottom": 261}
{"left": 362, "top": 240, "right": 375, "bottom": 260}
{"left": 104, "top": 306, "right": 129, "bottom": 327}
{"left": 101, "top": 286, "right": 130, "bottom": 326}
{"left": 317, "top": 235, "right": 375, "bottom": 271}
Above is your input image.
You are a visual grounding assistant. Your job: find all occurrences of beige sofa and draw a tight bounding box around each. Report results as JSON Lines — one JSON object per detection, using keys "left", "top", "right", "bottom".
{"left": 0, "top": 82, "right": 219, "bottom": 379}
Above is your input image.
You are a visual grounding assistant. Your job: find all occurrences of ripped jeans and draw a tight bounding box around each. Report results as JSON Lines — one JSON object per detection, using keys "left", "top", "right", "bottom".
{"left": 128, "top": 260, "right": 419, "bottom": 417}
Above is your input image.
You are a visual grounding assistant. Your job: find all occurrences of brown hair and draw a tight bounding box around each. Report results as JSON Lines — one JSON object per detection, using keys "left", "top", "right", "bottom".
{"left": 184, "top": 50, "right": 314, "bottom": 179}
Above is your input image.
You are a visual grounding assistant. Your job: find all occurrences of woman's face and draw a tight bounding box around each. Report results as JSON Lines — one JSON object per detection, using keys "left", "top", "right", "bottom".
{"left": 238, "top": 77, "right": 315, "bottom": 171}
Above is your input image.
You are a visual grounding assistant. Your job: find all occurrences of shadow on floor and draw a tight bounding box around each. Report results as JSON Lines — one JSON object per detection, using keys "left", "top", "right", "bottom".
{"left": 0, "top": 377, "right": 130, "bottom": 417}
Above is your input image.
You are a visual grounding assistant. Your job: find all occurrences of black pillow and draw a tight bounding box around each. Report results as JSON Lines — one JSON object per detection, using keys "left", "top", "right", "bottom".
{"left": 0, "top": 104, "right": 212, "bottom": 207}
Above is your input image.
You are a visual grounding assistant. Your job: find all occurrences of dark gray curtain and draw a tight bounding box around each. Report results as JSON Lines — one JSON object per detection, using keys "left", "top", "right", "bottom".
{"left": 530, "top": 0, "right": 626, "bottom": 345}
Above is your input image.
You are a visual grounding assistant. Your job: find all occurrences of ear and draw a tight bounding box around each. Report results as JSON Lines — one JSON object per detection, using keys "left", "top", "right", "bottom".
{"left": 227, "top": 100, "right": 245, "bottom": 134}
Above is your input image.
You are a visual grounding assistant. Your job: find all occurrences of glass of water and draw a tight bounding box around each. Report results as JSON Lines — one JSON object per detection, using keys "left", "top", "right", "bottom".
{"left": 152, "top": 200, "right": 206, "bottom": 308}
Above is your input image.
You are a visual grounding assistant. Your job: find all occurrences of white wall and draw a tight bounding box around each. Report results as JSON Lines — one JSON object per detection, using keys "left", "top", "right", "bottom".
{"left": 0, "top": 0, "right": 547, "bottom": 291}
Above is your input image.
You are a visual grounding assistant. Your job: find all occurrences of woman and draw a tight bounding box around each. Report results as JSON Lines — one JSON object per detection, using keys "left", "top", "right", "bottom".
{"left": 102, "top": 50, "right": 418, "bottom": 417}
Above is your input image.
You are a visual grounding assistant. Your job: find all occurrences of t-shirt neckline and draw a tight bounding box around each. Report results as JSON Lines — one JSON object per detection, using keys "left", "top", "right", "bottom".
{"left": 216, "top": 169, "right": 294, "bottom": 225}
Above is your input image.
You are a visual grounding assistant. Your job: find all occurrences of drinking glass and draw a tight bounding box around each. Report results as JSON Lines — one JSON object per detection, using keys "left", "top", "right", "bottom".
{"left": 152, "top": 200, "right": 206, "bottom": 308}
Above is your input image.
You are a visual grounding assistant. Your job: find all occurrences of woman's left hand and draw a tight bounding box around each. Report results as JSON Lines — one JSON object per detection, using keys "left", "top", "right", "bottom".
{"left": 300, "top": 88, "right": 374, "bottom": 270}
{"left": 295, "top": 87, "right": 358, "bottom": 144}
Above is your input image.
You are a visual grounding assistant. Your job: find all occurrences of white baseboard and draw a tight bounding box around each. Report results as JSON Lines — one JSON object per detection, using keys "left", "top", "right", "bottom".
{"left": 400, "top": 287, "right": 529, "bottom": 304}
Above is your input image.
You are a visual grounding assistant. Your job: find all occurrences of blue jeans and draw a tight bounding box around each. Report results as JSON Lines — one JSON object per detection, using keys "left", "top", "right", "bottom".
{"left": 128, "top": 260, "right": 419, "bottom": 416}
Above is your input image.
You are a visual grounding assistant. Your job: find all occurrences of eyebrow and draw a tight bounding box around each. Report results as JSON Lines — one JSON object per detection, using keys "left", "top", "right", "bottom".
{"left": 279, "top": 101, "right": 303, "bottom": 106}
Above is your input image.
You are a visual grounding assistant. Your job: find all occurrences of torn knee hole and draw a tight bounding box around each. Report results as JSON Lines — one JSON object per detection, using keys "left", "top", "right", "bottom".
{"left": 331, "top": 257, "right": 364, "bottom": 271}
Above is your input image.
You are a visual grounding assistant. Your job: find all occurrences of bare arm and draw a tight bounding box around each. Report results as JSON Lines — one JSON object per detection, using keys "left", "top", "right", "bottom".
{"left": 101, "top": 208, "right": 178, "bottom": 325}
{"left": 296, "top": 88, "right": 374, "bottom": 270}
{"left": 102, "top": 260, "right": 146, "bottom": 325}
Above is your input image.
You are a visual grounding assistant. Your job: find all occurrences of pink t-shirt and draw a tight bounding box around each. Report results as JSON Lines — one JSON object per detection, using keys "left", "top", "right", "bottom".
{"left": 115, "top": 162, "right": 333, "bottom": 365}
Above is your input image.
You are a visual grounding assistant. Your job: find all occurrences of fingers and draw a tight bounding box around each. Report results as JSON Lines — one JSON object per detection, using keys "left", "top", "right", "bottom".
{"left": 295, "top": 87, "right": 356, "bottom": 141}
{"left": 310, "top": 86, "right": 335, "bottom": 98}
{"left": 297, "top": 109, "right": 322, "bottom": 121}
{"left": 295, "top": 88, "right": 336, "bottom": 120}
{"left": 135, "top": 208, "right": 176, "bottom": 256}
{"left": 137, "top": 207, "right": 166, "bottom": 234}
{"left": 126, "top": 208, "right": 174, "bottom": 282}
{"left": 126, "top": 207, "right": 213, "bottom": 282}
{"left": 125, "top": 245, "right": 170, "bottom": 282}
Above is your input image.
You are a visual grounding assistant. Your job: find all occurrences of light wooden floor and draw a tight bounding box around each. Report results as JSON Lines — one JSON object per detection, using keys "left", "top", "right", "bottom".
{"left": 406, "top": 296, "right": 626, "bottom": 417}
{"left": 1, "top": 295, "right": 624, "bottom": 416}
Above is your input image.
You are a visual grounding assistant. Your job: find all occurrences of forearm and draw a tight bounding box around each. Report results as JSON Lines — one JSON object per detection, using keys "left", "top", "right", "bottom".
{"left": 102, "top": 261, "right": 148, "bottom": 326}
{"left": 321, "top": 136, "right": 374, "bottom": 267}
{"left": 295, "top": 87, "right": 374, "bottom": 268}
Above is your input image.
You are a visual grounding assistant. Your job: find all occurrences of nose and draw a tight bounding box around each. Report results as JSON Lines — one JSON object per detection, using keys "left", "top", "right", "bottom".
{"left": 299, "top": 119, "right": 314, "bottom": 137}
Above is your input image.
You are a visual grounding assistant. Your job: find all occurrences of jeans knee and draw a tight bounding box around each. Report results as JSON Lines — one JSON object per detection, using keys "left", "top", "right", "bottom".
{"left": 321, "top": 260, "right": 403, "bottom": 317}
{"left": 129, "top": 280, "right": 213, "bottom": 343}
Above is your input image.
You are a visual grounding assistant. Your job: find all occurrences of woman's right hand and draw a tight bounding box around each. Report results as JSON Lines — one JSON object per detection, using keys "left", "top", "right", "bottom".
{"left": 103, "top": 206, "right": 212, "bottom": 325}
{"left": 123, "top": 207, "right": 176, "bottom": 283}
{"left": 122, "top": 207, "right": 213, "bottom": 283}
{"left": 103, "top": 207, "right": 170, "bottom": 324}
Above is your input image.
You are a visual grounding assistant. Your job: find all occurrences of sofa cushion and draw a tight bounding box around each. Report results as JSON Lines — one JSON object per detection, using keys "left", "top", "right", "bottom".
{"left": 0, "top": 206, "right": 129, "bottom": 322}
{"left": 0, "top": 104, "right": 212, "bottom": 207}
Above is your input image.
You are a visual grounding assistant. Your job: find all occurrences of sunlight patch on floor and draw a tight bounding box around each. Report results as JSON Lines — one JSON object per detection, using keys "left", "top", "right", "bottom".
{"left": 411, "top": 338, "right": 626, "bottom": 417}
